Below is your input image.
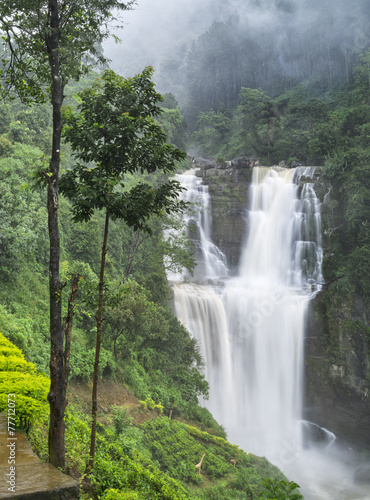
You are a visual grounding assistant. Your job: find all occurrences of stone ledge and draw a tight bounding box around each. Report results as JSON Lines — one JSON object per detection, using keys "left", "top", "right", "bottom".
{"left": 0, "top": 463, "right": 79, "bottom": 499}
{"left": 0, "top": 414, "right": 79, "bottom": 499}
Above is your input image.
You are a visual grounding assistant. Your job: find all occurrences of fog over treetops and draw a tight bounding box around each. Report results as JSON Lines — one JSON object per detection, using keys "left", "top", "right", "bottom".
{"left": 105, "top": 0, "right": 370, "bottom": 89}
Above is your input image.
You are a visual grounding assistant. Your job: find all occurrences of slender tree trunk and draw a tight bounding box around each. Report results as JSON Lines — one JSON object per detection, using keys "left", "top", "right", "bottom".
{"left": 46, "top": 0, "right": 65, "bottom": 470}
{"left": 87, "top": 210, "right": 110, "bottom": 472}
{"left": 63, "top": 275, "right": 80, "bottom": 407}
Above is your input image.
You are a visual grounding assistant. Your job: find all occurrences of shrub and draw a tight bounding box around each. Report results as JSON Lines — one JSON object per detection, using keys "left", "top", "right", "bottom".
{"left": 103, "top": 489, "right": 141, "bottom": 500}
{"left": 0, "top": 333, "right": 49, "bottom": 429}
{"left": 139, "top": 397, "right": 164, "bottom": 414}
{"left": 92, "top": 442, "right": 188, "bottom": 500}
{"left": 112, "top": 405, "right": 133, "bottom": 435}
{"left": 0, "top": 355, "right": 37, "bottom": 373}
{"left": 259, "top": 478, "right": 303, "bottom": 499}
{"left": 141, "top": 417, "right": 237, "bottom": 483}
{"left": 0, "top": 345, "right": 24, "bottom": 358}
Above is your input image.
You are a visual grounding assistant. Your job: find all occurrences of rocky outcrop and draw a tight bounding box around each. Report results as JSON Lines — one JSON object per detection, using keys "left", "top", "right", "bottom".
{"left": 303, "top": 175, "right": 370, "bottom": 450}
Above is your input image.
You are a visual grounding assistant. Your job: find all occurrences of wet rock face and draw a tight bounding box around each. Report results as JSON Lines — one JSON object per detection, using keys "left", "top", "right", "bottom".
{"left": 305, "top": 291, "right": 370, "bottom": 450}
{"left": 303, "top": 168, "right": 370, "bottom": 450}
{"left": 192, "top": 156, "right": 258, "bottom": 268}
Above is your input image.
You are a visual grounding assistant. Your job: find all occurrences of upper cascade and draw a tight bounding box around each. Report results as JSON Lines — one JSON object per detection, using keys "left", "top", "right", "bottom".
{"left": 239, "top": 166, "right": 323, "bottom": 293}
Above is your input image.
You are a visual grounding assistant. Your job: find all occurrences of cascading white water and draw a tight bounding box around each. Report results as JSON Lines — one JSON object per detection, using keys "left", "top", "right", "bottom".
{"left": 168, "top": 169, "right": 228, "bottom": 281}
{"left": 171, "top": 166, "right": 370, "bottom": 499}
{"left": 221, "top": 167, "right": 313, "bottom": 459}
{"left": 174, "top": 167, "right": 320, "bottom": 456}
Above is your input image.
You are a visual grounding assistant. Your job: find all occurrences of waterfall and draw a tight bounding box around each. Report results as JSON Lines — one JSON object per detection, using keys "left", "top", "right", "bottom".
{"left": 171, "top": 166, "right": 370, "bottom": 499}
{"left": 173, "top": 167, "right": 321, "bottom": 456}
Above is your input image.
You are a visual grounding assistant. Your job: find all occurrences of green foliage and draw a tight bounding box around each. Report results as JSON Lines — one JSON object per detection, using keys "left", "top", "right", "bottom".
{"left": 0, "top": 344, "right": 23, "bottom": 358}
{"left": 353, "top": 49, "right": 370, "bottom": 103}
{"left": 140, "top": 417, "right": 288, "bottom": 498}
{"left": 29, "top": 407, "right": 92, "bottom": 473}
{"left": 70, "top": 346, "right": 112, "bottom": 380}
{"left": 65, "top": 410, "right": 92, "bottom": 474}
{"left": 60, "top": 68, "right": 186, "bottom": 229}
{"left": 102, "top": 489, "right": 141, "bottom": 500}
{"left": 258, "top": 478, "right": 303, "bottom": 499}
{"left": 112, "top": 405, "right": 133, "bottom": 435}
{"left": 0, "top": 372, "right": 49, "bottom": 400}
{"left": 191, "top": 111, "right": 231, "bottom": 156}
{"left": 183, "top": 6, "right": 369, "bottom": 130}
{"left": 139, "top": 397, "right": 164, "bottom": 414}
{"left": 182, "top": 406, "right": 226, "bottom": 438}
{"left": 0, "top": 304, "right": 32, "bottom": 354}
{"left": 97, "top": 280, "right": 209, "bottom": 423}
{"left": 141, "top": 417, "right": 230, "bottom": 483}
{"left": 156, "top": 106, "right": 188, "bottom": 151}
{"left": 0, "top": 144, "right": 48, "bottom": 281}
{"left": 323, "top": 151, "right": 370, "bottom": 300}
{"left": 0, "top": 80, "right": 198, "bottom": 420}
{"left": 0, "top": 0, "right": 135, "bottom": 104}
{"left": 0, "top": 333, "right": 49, "bottom": 428}
{"left": 92, "top": 442, "right": 189, "bottom": 499}
{"left": 0, "top": 355, "right": 36, "bottom": 373}
{"left": 27, "top": 395, "right": 292, "bottom": 500}
{"left": 187, "top": 43, "right": 370, "bottom": 169}
{"left": 0, "top": 289, "right": 49, "bottom": 373}
{"left": 323, "top": 149, "right": 348, "bottom": 181}
{"left": 28, "top": 406, "right": 189, "bottom": 498}
{"left": 103, "top": 279, "right": 170, "bottom": 360}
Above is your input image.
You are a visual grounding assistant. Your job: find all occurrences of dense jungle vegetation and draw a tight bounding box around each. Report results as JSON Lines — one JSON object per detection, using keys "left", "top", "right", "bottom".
{"left": 0, "top": 75, "right": 302, "bottom": 498}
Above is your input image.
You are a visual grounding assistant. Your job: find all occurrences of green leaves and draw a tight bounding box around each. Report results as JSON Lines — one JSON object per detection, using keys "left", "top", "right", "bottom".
{"left": 60, "top": 69, "right": 186, "bottom": 231}
{"left": 258, "top": 478, "right": 303, "bottom": 499}
{"left": 0, "top": 146, "right": 48, "bottom": 281}
{"left": 0, "top": 0, "right": 136, "bottom": 103}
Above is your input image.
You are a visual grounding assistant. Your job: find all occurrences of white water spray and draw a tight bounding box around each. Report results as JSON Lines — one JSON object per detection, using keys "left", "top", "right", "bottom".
{"left": 171, "top": 166, "right": 370, "bottom": 499}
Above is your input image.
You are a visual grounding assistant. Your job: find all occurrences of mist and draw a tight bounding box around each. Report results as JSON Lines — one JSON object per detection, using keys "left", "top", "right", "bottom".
{"left": 104, "top": 0, "right": 227, "bottom": 79}
{"left": 104, "top": 0, "right": 370, "bottom": 94}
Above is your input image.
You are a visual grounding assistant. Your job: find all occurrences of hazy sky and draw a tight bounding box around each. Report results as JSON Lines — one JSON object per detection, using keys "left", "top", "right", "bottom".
{"left": 104, "top": 0, "right": 224, "bottom": 76}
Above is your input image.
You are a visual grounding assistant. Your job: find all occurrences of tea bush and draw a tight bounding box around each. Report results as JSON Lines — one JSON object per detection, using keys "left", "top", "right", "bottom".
{"left": 0, "top": 332, "right": 49, "bottom": 428}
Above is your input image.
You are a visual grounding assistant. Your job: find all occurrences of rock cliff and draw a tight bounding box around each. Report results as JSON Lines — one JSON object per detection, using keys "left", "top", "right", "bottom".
{"left": 304, "top": 175, "right": 370, "bottom": 450}
{"left": 193, "top": 156, "right": 258, "bottom": 268}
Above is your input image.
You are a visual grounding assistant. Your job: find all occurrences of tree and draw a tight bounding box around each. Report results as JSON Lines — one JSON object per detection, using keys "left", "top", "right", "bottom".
{"left": 192, "top": 110, "right": 231, "bottom": 156}
{"left": 103, "top": 280, "right": 169, "bottom": 361}
{"left": 117, "top": 213, "right": 195, "bottom": 286}
{"left": 60, "top": 68, "right": 187, "bottom": 469}
{"left": 237, "top": 87, "right": 279, "bottom": 161}
{"left": 0, "top": 0, "right": 135, "bottom": 469}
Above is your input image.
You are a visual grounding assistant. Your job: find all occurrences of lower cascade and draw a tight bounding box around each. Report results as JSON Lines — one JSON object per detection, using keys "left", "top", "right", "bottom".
{"left": 172, "top": 166, "right": 370, "bottom": 499}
